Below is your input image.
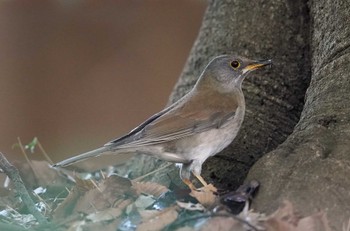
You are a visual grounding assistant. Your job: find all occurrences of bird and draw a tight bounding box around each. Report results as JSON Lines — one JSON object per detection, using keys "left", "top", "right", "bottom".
{"left": 53, "top": 55, "right": 272, "bottom": 189}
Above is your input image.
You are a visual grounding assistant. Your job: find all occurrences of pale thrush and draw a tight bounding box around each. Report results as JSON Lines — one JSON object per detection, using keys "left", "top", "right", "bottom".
{"left": 54, "top": 55, "right": 272, "bottom": 189}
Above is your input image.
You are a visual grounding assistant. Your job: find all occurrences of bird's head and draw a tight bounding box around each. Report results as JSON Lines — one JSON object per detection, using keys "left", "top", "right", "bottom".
{"left": 196, "top": 55, "right": 272, "bottom": 92}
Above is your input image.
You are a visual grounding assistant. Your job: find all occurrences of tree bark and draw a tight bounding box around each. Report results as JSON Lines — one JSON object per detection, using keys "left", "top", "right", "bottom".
{"left": 247, "top": 0, "right": 350, "bottom": 230}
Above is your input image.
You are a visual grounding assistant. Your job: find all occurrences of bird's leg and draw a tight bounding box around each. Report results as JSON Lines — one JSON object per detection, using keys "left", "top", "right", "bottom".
{"left": 190, "top": 160, "right": 208, "bottom": 187}
{"left": 180, "top": 162, "right": 210, "bottom": 190}
{"left": 182, "top": 178, "right": 197, "bottom": 191}
{"left": 180, "top": 162, "right": 198, "bottom": 190}
{"left": 193, "top": 173, "right": 208, "bottom": 187}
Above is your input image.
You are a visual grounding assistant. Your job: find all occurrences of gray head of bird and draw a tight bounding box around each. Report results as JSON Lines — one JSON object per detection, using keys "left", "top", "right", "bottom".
{"left": 195, "top": 55, "right": 272, "bottom": 93}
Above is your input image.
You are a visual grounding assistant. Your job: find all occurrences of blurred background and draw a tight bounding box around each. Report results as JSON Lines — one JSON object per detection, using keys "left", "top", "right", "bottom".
{"left": 0, "top": 0, "right": 206, "bottom": 163}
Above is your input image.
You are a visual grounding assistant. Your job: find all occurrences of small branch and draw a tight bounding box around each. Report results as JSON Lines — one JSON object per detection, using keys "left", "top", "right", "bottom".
{"left": 132, "top": 163, "right": 172, "bottom": 182}
{"left": 0, "top": 152, "right": 49, "bottom": 225}
{"left": 37, "top": 139, "right": 54, "bottom": 164}
{"left": 17, "top": 137, "right": 36, "bottom": 173}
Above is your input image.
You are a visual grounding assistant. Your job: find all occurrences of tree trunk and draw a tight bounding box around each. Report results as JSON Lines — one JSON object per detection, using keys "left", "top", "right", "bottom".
{"left": 247, "top": 0, "right": 350, "bottom": 229}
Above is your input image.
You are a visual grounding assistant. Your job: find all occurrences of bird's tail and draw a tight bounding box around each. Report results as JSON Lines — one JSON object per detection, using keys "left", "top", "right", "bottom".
{"left": 52, "top": 146, "right": 110, "bottom": 167}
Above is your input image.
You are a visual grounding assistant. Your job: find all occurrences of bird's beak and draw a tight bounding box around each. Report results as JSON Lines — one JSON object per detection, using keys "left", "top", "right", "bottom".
{"left": 243, "top": 59, "right": 272, "bottom": 73}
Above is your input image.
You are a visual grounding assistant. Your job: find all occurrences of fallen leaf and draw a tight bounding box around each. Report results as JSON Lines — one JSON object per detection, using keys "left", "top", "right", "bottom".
{"left": 86, "top": 207, "right": 123, "bottom": 222}
{"left": 297, "top": 211, "right": 331, "bottom": 231}
{"left": 267, "top": 200, "right": 299, "bottom": 225}
{"left": 139, "top": 210, "right": 161, "bottom": 220}
{"left": 263, "top": 200, "right": 333, "bottom": 231}
{"left": 66, "top": 220, "right": 86, "bottom": 231}
{"left": 134, "top": 195, "right": 156, "bottom": 210}
{"left": 13, "top": 160, "right": 68, "bottom": 189}
{"left": 136, "top": 207, "right": 178, "bottom": 231}
{"left": 74, "top": 175, "right": 135, "bottom": 214}
{"left": 132, "top": 181, "right": 169, "bottom": 197}
{"left": 237, "top": 203, "right": 264, "bottom": 229}
{"left": 101, "top": 175, "right": 133, "bottom": 196}
{"left": 200, "top": 216, "right": 245, "bottom": 231}
{"left": 74, "top": 177, "right": 96, "bottom": 192}
{"left": 190, "top": 184, "right": 217, "bottom": 208}
{"left": 264, "top": 217, "right": 296, "bottom": 231}
{"left": 53, "top": 187, "right": 81, "bottom": 220}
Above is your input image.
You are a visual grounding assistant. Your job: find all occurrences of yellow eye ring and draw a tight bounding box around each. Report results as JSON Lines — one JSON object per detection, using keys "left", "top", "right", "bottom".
{"left": 230, "top": 60, "right": 240, "bottom": 69}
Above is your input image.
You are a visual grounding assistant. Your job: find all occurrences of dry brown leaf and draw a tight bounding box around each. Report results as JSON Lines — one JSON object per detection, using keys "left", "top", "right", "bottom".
{"left": 134, "top": 195, "right": 156, "bottom": 210}
{"left": 263, "top": 200, "right": 332, "bottom": 231}
{"left": 74, "top": 186, "right": 107, "bottom": 213}
{"left": 264, "top": 217, "right": 297, "bottom": 231}
{"left": 139, "top": 210, "right": 162, "bottom": 220}
{"left": 53, "top": 187, "right": 81, "bottom": 220}
{"left": 297, "top": 212, "right": 331, "bottom": 231}
{"left": 237, "top": 203, "right": 265, "bottom": 229}
{"left": 267, "top": 200, "right": 299, "bottom": 225}
{"left": 132, "top": 181, "right": 169, "bottom": 197}
{"left": 200, "top": 216, "right": 245, "bottom": 231}
{"left": 74, "top": 175, "right": 134, "bottom": 214}
{"left": 102, "top": 175, "right": 133, "bottom": 196}
{"left": 114, "top": 198, "right": 134, "bottom": 211}
{"left": 136, "top": 207, "right": 178, "bottom": 231}
{"left": 74, "top": 176, "right": 96, "bottom": 192}
{"left": 13, "top": 160, "right": 67, "bottom": 189}
{"left": 190, "top": 184, "right": 217, "bottom": 208}
{"left": 86, "top": 207, "right": 123, "bottom": 222}
{"left": 54, "top": 197, "right": 132, "bottom": 228}
{"left": 66, "top": 220, "right": 86, "bottom": 231}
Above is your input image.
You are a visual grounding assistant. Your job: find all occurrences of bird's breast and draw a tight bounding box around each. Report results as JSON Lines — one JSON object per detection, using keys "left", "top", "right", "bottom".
{"left": 174, "top": 105, "right": 245, "bottom": 163}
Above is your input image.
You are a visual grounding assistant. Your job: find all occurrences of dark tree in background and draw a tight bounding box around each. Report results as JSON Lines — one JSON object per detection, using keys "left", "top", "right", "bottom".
{"left": 130, "top": 0, "right": 349, "bottom": 229}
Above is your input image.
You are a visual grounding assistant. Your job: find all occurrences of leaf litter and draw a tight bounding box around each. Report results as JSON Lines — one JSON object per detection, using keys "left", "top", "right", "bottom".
{"left": 0, "top": 138, "right": 338, "bottom": 230}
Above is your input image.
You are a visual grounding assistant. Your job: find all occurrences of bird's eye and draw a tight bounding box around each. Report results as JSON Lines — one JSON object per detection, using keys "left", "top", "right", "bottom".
{"left": 230, "top": 60, "right": 240, "bottom": 69}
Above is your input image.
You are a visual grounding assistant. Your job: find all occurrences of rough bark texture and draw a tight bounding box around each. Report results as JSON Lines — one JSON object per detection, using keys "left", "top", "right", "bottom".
{"left": 247, "top": 0, "right": 350, "bottom": 230}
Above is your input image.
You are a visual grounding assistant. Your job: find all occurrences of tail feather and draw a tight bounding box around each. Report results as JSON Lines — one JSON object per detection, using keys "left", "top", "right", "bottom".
{"left": 53, "top": 146, "right": 110, "bottom": 167}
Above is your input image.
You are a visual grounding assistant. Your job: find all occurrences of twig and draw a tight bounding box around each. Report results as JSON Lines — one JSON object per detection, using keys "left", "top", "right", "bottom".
{"left": 17, "top": 138, "right": 43, "bottom": 184}
{"left": 17, "top": 137, "right": 36, "bottom": 173}
{"left": 132, "top": 163, "right": 172, "bottom": 182}
{"left": 0, "top": 152, "right": 49, "bottom": 225}
{"left": 37, "top": 139, "right": 54, "bottom": 164}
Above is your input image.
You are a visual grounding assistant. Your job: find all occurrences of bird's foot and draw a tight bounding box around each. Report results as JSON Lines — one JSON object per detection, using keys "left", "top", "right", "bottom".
{"left": 182, "top": 178, "right": 197, "bottom": 191}
{"left": 182, "top": 176, "right": 217, "bottom": 193}
{"left": 193, "top": 173, "right": 208, "bottom": 187}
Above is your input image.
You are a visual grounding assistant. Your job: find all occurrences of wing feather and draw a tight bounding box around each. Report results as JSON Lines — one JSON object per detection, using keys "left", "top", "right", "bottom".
{"left": 105, "top": 91, "right": 238, "bottom": 149}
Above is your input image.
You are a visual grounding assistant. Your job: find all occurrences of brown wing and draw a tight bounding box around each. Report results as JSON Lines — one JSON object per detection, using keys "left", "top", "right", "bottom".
{"left": 105, "top": 91, "right": 238, "bottom": 149}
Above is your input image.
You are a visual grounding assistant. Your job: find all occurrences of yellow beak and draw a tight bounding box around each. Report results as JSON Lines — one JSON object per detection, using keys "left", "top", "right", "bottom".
{"left": 243, "top": 59, "right": 272, "bottom": 73}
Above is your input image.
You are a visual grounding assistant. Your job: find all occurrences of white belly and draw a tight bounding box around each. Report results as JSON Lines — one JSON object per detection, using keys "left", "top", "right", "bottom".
{"left": 177, "top": 107, "right": 245, "bottom": 163}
